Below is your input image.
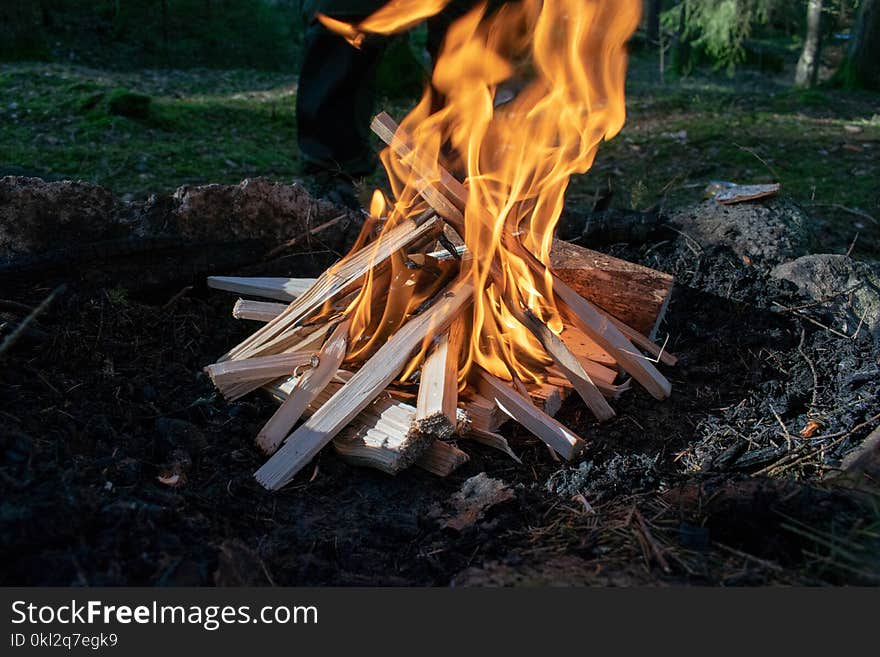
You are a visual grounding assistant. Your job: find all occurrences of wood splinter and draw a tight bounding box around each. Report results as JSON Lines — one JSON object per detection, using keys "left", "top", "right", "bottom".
{"left": 233, "top": 299, "right": 287, "bottom": 322}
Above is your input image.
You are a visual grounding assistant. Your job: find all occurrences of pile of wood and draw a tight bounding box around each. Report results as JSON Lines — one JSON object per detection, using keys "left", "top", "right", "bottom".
{"left": 206, "top": 113, "right": 676, "bottom": 491}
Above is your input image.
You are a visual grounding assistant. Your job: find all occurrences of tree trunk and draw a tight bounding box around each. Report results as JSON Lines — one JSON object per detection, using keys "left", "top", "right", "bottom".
{"left": 843, "top": 0, "right": 880, "bottom": 89}
{"left": 795, "top": 0, "right": 823, "bottom": 87}
{"left": 646, "top": 0, "right": 662, "bottom": 45}
{"left": 669, "top": 2, "right": 690, "bottom": 75}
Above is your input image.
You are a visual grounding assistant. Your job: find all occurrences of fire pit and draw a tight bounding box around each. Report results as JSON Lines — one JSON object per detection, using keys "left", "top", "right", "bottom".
{"left": 206, "top": 0, "right": 676, "bottom": 490}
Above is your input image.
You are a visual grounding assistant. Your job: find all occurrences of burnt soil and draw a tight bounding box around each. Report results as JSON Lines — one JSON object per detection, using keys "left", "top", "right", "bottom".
{"left": 2, "top": 219, "right": 879, "bottom": 586}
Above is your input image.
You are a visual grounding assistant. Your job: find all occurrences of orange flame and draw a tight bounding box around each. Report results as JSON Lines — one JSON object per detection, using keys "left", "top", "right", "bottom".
{"left": 319, "top": 1, "right": 454, "bottom": 47}
{"left": 331, "top": 0, "right": 641, "bottom": 384}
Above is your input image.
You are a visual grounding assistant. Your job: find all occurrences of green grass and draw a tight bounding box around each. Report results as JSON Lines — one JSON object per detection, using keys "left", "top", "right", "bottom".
{"left": 1, "top": 54, "right": 878, "bottom": 255}
{"left": 0, "top": 63, "right": 300, "bottom": 198}
{"left": 568, "top": 57, "right": 880, "bottom": 256}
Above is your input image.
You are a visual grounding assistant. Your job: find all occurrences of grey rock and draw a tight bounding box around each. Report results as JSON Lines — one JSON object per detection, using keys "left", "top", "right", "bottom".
{"left": 771, "top": 254, "right": 880, "bottom": 340}
{"left": 668, "top": 196, "right": 811, "bottom": 265}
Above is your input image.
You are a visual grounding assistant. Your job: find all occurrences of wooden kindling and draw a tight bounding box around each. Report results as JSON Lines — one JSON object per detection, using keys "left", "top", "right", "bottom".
{"left": 223, "top": 212, "right": 442, "bottom": 363}
{"left": 205, "top": 351, "right": 317, "bottom": 399}
{"left": 233, "top": 299, "right": 287, "bottom": 322}
{"left": 208, "top": 276, "right": 316, "bottom": 301}
{"left": 266, "top": 374, "right": 463, "bottom": 476}
{"left": 415, "top": 317, "right": 465, "bottom": 438}
{"left": 511, "top": 301, "right": 615, "bottom": 421}
{"left": 255, "top": 280, "right": 473, "bottom": 490}
{"left": 201, "top": 108, "right": 676, "bottom": 491}
{"left": 370, "top": 113, "right": 673, "bottom": 402}
{"left": 477, "top": 371, "right": 585, "bottom": 460}
{"left": 256, "top": 318, "right": 352, "bottom": 455}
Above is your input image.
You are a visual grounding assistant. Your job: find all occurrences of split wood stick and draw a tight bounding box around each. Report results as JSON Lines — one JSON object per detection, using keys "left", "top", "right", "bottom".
{"left": 550, "top": 273, "right": 671, "bottom": 400}
{"left": 255, "top": 280, "right": 473, "bottom": 490}
{"left": 205, "top": 351, "right": 317, "bottom": 396}
{"left": 525, "top": 382, "right": 566, "bottom": 417}
{"left": 461, "top": 394, "right": 507, "bottom": 433}
{"left": 208, "top": 276, "right": 316, "bottom": 301}
{"left": 371, "top": 113, "right": 466, "bottom": 234}
{"left": 477, "top": 371, "right": 585, "bottom": 460}
{"left": 560, "top": 322, "right": 616, "bottom": 368}
{"left": 415, "top": 317, "right": 464, "bottom": 438}
{"left": 513, "top": 304, "right": 614, "bottom": 421}
{"left": 545, "top": 367, "right": 628, "bottom": 399}
{"left": 218, "top": 321, "right": 335, "bottom": 401}
{"left": 224, "top": 213, "right": 442, "bottom": 362}
{"left": 603, "top": 312, "right": 677, "bottom": 367}
{"left": 257, "top": 319, "right": 351, "bottom": 455}
{"left": 332, "top": 403, "right": 430, "bottom": 475}
{"left": 268, "top": 375, "right": 432, "bottom": 475}
{"left": 373, "top": 113, "right": 672, "bottom": 399}
{"left": 548, "top": 349, "right": 616, "bottom": 386}
{"left": 233, "top": 299, "right": 287, "bottom": 322}
{"left": 415, "top": 440, "right": 470, "bottom": 477}
{"left": 464, "top": 427, "right": 522, "bottom": 464}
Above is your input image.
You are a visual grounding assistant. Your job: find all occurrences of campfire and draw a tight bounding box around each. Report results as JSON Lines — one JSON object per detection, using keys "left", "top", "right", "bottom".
{"left": 206, "top": 0, "right": 675, "bottom": 490}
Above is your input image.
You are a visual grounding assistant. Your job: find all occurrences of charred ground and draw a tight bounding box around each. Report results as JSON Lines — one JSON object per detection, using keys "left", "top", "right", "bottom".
{"left": 1, "top": 183, "right": 878, "bottom": 586}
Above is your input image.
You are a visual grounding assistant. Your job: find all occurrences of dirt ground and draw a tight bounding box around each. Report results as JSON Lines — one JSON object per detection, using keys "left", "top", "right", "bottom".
{"left": 1, "top": 182, "right": 879, "bottom": 586}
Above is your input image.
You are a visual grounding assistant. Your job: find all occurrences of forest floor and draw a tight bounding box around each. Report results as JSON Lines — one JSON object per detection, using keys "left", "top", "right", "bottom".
{"left": 1, "top": 54, "right": 878, "bottom": 256}
{"left": 1, "top": 56, "right": 880, "bottom": 586}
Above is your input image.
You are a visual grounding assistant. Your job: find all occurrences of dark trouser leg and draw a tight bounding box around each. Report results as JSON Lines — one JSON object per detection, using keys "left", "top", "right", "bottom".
{"left": 296, "top": 12, "right": 386, "bottom": 178}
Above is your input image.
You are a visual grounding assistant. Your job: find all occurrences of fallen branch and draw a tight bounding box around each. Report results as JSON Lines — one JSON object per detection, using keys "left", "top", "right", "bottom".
{"left": 0, "top": 284, "right": 65, "bottom": 359}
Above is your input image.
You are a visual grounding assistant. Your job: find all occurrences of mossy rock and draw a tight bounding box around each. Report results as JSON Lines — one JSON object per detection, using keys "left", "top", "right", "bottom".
{"left": 106, "top": 88, "right": 152, "bottom": 120}
{"left": 77, "top": 92, "right": 105, "bottom": 113}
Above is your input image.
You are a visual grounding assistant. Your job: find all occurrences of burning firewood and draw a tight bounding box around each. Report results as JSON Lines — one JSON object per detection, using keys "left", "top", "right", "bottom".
{"left": 204, "top": 119, "right": 675, "bottom": 486}
{"left": 205, "top": 200, "right": 673, "bottom": 484}
{"left": 204, "top": 0, "right": 674, "bottom": 489}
